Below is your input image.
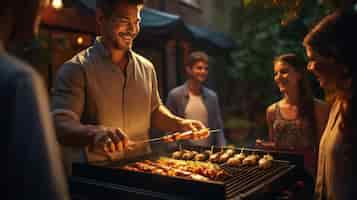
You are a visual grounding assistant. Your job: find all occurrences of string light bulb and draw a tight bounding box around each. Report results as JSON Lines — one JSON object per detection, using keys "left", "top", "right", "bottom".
{"left": 76, "top": 36, "right": 84, "bottom": 45}
{"left": 52, "top": 0, "right": 63, "bottom": 9}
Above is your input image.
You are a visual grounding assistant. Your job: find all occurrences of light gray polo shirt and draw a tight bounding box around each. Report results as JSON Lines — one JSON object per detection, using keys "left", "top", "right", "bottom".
{"left": 52, "top": 37, "right": 162, "bottom": 162}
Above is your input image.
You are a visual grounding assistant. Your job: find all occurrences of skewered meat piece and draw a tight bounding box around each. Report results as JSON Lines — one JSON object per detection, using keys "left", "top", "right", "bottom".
{"left": 258, "top": 158, "right": 272, "bottom": 169}
{"left": 204, "top": 150, "right": 213, "bottom": 156}
{"left": 182, "top": 151, "right": 198, "bottom": 160}
{"left": 162, "top": 132, "right": 181, "bottom": 143}
{"left": 172, "top": 150, "right": 184, "bottom": 159}
{"left": 191, "top": 128, "right": 210, "bottom": 140}
{"left": 123, "top": 157, "right": 231, "bottom": 182}
{"left": 175, "top": 131, "right": 194, "bottom": 140}
{"left": 133, "top": 162, "right": 157, "bottom": 172}
{"left": 225, "top": 149, "right": 235, "bottom": 156}
{"left": 122, "top": 165, "right": 141, "bottom": 172}
{"left": 176, "top": 128, "right": 210, "bottom": 140}
{"left": 127, "top": 162, "right": 169, "bottom": 176}
{"left": 226, "top": 156, "right": 242, "bottom": 166}
{"left": 190, "top": 174, "right": 211, "bottom": 182}
{"left": 219, "top": 153, "right": 231, "bottom": 163}
{"left": 163, "top": 128, "right": 210, "bottom": 143}
{"left": 225, "top": 151, "right": 246, "bottom": 166}
{"left": 215, "top": 170, "right": 230, "bottom": 180}
{"left": 227, "top": 151, "right": 246, "bottom": 165}
{"left": 218, "top": 149, "right": 235, "bottom": 163}
{"left": 233, "top": 152, "right": 246, "bottom": 160}
{"left": 152, "top": 168, "right": 168, "bottom": 175}
{"left": 263, "top": 154, "right": 273, "bottom": 161}
{"left": 144, "top": 160, "right": 210, "bottom": 182}
{"left": 258, "top": 154, "right": 274, "bottom": 169}
{"left": 157, "top": 157, "right": 230, "bottom": 181}
{"left": 194, "top": 153, "right": 209, "bottom": 161}
{"left": 209, "top": 152, "right": 223, "bottom": 163}
{"left": 242, "top": 154, "right": 259, "bottom": 165}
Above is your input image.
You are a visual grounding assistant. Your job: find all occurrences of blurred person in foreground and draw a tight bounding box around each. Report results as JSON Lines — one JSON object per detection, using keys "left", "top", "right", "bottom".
{"left": 0, "top": 0, "right": 69, "bottom": 199}
{"left": 166, "top": 51, "right": 226, "bottom": 147}
{"left": 303, "top": 9, "right": 357, "bottom": 200}
{"left": 51, "top": 0, "right": 207, "bottom": 169}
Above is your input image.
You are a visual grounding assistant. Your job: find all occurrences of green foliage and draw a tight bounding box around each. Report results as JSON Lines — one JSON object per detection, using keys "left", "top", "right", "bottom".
{"left": 211, "top": 0, "right": 334, "bottom": 127}
{"left": 225, "top": 117, "right": 256, "bottom": 129}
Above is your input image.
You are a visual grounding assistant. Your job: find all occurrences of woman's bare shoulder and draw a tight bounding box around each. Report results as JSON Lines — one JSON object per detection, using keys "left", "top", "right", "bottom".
{"left": 266, "top": 101, "right": 281, "bottom": 122}
{"left": 266, "top": 100, "right": 282, "bottom": 113}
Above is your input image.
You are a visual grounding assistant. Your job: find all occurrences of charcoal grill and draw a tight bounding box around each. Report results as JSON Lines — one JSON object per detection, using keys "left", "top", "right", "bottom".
{"left": 70, "top": 146, "right": 304, "bottom": 200}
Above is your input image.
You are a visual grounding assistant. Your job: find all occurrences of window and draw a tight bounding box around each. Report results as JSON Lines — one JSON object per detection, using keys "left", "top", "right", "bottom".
{"left": 180, "top": 0, "right": 201, "bottom": 9}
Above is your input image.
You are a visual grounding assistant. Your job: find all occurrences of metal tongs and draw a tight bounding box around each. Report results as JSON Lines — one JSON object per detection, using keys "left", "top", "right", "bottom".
{"left": 134, "top": 129, "right": 221, "bottom": 144}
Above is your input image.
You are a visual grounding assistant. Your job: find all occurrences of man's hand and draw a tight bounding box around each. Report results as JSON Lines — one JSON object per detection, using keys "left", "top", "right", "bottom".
{"left": 86, "top": 125, "right": 132, "bottom": 153}
{"left": 191, "top": 128, "right": 210, "bottom": 140}
{"left": 178, "top": 119, "right": 209, "bottom": 140}
{"left": 255, "top": 139, "right": 276, "bottom": 149}
{"left": 178, "top": 119, "right": 205, "bottom": 131}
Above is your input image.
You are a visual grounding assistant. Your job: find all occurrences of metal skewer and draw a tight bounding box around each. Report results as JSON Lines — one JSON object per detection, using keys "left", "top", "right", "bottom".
{"left": 208, "top": 129, "right": 221, "bottom": 134}
{"left": 134, "top": 129, "right": 221, "bottom": 144}
{"left": 134, "top": 137, "right": 163, "bottom": 144}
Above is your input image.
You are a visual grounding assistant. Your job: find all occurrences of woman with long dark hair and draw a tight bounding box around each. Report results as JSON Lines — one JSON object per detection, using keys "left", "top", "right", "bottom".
{"left": 258, "top": 53, "right": 329, "bottom": 177}
{"left": 303, "top": 9, "right": 357, "bottom": 200}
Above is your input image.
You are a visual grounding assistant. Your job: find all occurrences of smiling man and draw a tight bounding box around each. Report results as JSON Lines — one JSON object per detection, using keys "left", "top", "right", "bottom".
{"left": 51, "top": 0, "right": 206, "bottom": 170}
{"left": 166, "top": 51, "right": 226, "bottom": 147}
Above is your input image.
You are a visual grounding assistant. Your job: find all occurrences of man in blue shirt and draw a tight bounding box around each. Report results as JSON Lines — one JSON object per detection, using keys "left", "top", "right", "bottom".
{"left": 166, "top": 51, "right": 226, "bottom": 147}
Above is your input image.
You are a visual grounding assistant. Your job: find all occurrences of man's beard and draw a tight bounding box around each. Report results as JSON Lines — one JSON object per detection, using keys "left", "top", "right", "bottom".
{"left": 110, "top": 32, "right": 135, "bottom": 50}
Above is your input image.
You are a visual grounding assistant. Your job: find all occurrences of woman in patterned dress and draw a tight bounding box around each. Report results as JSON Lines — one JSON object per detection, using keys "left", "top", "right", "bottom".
{"left": 258, "top": 53, "right": 329, "bottom": 177}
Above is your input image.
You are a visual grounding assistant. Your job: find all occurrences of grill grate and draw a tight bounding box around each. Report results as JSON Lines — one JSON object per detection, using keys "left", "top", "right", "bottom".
{"left": 221, "top": 161, "right": 293, "bottom": 199}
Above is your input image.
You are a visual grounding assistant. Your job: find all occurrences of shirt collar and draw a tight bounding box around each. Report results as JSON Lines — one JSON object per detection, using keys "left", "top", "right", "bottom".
{"left": 95, "top": 36, "right": 135, "bottom": 58}
{"left": 183, "top": 81, "right": 207, "bottom": 98}
{"left": 94, "top": 36, "right": 136, "bottom": 78}
{"left": 94, "top": 36, "right": 110, "bottom": 59}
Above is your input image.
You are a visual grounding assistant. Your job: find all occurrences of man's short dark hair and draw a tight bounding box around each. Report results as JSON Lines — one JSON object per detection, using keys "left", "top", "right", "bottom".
{"left": 187, "top": 51, "right": 209, "bottom": 67}
{"left": 96, "top": 0, "right": 145, "bottom": 18}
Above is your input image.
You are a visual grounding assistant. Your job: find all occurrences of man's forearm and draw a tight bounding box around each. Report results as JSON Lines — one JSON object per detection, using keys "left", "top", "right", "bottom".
{"left": 54, "top": 114, "right": 93, "bottom": 147}
{"left": 151, "top": 105, "right": 184, "bottom": 132}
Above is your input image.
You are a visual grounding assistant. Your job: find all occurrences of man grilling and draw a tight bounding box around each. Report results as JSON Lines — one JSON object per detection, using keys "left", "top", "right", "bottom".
{"left": 51, "top": 0, "right": 207, "bottom": 171}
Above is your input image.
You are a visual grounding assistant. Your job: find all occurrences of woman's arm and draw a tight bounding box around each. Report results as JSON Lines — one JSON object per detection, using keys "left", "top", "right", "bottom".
{"left": 266, "top": 104, "right": 276, "bottom": 142}
{"left": 256, "top": 104, "right": 276, "bottom": 149}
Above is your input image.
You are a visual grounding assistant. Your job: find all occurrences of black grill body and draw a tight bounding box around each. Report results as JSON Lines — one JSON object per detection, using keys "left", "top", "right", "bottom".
{"left": 70, "top": 146, "right": 304, "bottom": 200}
